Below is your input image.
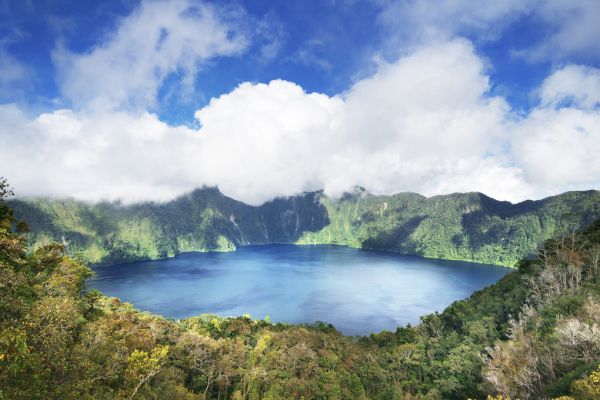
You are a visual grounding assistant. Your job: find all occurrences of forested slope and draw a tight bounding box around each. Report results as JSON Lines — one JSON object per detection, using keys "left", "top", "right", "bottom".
{"left": 298, "top": 189, "right": 600, "bottom": 266}
{"left": 10, "top": 187, "right": 600, "bottom": 266}
{"left": 3, "top": 181, "right": 600, "bottom": 399}
{"left": 8, "top": 188, "right": 328, "bottom": 265}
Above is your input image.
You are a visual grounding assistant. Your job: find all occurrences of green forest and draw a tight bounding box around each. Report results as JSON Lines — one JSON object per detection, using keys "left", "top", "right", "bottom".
{"left": 9, "top": 187, "right": 600, "bottom": 267}
{"left": 3, "top": 184, "right": 600, "bottom": 399}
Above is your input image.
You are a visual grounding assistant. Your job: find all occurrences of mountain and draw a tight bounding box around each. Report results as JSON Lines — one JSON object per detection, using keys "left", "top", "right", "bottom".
{"left": 8, "top": 188, "right": 329, "bottom": 265}
{"left": 8, "top": 187, "right": 600, "bottom": 266}
{"left": 3, "top": 185, "right": 600, "bottom": 399}
{"left": 296, "top": 189, "right": 600, "bottom": 266}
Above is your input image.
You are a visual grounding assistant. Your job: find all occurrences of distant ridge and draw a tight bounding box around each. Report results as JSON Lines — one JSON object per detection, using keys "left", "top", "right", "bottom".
{"left": 9, "top": 188, "right": 600, "bottom": 267}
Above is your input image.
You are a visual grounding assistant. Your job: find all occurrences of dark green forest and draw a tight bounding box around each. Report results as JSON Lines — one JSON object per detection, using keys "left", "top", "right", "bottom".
{"left": 9, "top": 187, "right": 600, "bottom": 267}
{"left": 3, "top": 181, "right": 600, "bottom": 399}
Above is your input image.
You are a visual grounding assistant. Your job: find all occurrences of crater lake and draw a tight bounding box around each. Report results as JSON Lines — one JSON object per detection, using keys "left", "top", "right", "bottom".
{"left": 90, "top": 245, "right": 510, "bottom": 335}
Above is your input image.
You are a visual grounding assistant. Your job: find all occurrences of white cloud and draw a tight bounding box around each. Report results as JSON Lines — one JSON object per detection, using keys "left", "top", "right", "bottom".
{"left": 320, "top": 40, "right": 516, "bottom": 198}
{"left": 189, "top": 40, "right": 526, "bottom": 204}
{"left": 376, "top": 0, "right": 600, "bottom": 62}
{"left": 377, "top": 0, "right": 533, "bottom": 44}
{"left": 513, "top": 107, "right": 600, "bottom": 190}
{"left": 512, "top": 65, "right": 600, "bottom": 192}
{"left": 2, "top": 36, "right": 599, "bottom": 205}
{"left": 539, "top": 65, "right": 600, "bottom": 109}
{"left": 193, "top": 80, "right": 343, "bottom": 204}
{"left": 53, "top": 0, "right": 248, "bottom": 111}
{"left": 0, "top": 105, "right": 199, "bottom": 202}
{"left": 527, "top": 0, "right": 600, "bottom": 62}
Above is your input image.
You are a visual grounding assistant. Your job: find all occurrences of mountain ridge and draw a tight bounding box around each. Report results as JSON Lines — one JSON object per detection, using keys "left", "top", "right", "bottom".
{"left": 8, "top": 187, "right": 600, "bottom": 267}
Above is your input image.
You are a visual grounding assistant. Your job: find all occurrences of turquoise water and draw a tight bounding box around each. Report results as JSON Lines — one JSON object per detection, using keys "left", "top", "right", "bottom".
{"left": 90, "top": 245, "right": 510, "bottom": 335}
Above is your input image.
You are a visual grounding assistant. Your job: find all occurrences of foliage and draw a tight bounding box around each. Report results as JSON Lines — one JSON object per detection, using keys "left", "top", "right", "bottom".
{"left": 482, "top": 220, "right": 600, "bottom": 399}
{"left": 570, "top": 364, "right": 600, "bottom": 400}
{"left": 10, "top": 187, "right": 600, "bottom": 267}
{"left": 298, "top": 190, "right": 600, "bottom": 267}
{"left": 3, "top": 180, "right": 600, "bottom": 398}
{"left": 9, "top": 188, "right": 329, "bottom": 266}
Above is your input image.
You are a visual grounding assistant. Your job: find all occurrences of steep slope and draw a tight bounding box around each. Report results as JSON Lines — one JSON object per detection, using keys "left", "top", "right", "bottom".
{"left": 9, "top": 188, "right": 328, "bottom": 265}
{"left": 9, "top": 188, "right": 600, "bottom": 266}
{"left": 299, "top": 189, "right": 600, "bottom": 266}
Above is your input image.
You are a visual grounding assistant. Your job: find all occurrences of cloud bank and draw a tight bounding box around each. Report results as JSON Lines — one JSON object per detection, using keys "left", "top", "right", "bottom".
{"left": 2, "top": 34, "right": 600, "bottom": 205}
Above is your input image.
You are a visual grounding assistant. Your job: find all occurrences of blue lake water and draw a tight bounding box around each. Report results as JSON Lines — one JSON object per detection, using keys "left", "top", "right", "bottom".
{"left": 90, "top": 245, "right": 510, "bottom": 335}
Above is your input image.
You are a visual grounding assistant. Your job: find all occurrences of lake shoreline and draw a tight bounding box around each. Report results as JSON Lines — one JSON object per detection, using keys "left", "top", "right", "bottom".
{"left": 89, "top": 244, "right": 510, "bottom": 335}
{"left": 89, "top": 241, "right": 516, "bottom": 269}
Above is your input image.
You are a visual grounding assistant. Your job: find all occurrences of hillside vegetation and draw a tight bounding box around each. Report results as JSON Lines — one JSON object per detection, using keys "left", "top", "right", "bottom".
{"left": 9, "top": 187, "right": 600, "bottom": 266}
{"left": 3, "top": 182, "right": 600, "bottom": 399}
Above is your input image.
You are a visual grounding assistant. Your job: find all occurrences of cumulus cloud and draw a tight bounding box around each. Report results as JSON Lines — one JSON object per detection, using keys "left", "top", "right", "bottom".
{"left": 5, "top": 38, "right": 588, "bottom": 206}
{"left": 193, "top": 80, "right": 343, "bottom": 203}
{"left": 0, "top": 105, "right": 198, "bottom": 202}
{"left": 317, "top": 40, "right": 517, "bottom": 198}
{"left": 512, "top": 65, "right": 600, "bottom": 192}
{"left": 1, "top": 2, "right": 600, "bottom": 207}
{"left": 186, "top": 40, "right": 522, "bottom": 204}
{"left": 53, "top": 0, "right": 248, "bottom": 111}
{"left": 513, "top": 107, "right": 600, "bottom": 190}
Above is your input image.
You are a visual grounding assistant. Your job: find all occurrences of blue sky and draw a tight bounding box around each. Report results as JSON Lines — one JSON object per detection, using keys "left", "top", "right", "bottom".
{"left": 3, "top": 0, "right": 584, "bottom": 121}
{"left": 1, "top": 0, "right": 599, "bottom": 204}
{"left": 1, "top": 0, "right": 381, "bottom": 120}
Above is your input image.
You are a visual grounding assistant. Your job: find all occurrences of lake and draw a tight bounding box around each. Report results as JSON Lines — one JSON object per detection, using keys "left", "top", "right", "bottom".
{"left": 90, "top": 245, "right": 510, "bottom": 335}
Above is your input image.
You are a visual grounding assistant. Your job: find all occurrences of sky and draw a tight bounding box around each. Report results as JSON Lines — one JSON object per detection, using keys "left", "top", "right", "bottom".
{"left": 0, "top": 0, "right": 599, "bottom": 205}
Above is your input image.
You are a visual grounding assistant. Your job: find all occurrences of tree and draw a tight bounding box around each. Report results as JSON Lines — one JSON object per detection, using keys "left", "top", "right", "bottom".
{"left": 570, "top": 364, "right": 600, "bottom": 400}
{"left": 123, "top": 345, "right": 170, "bottom": 399}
